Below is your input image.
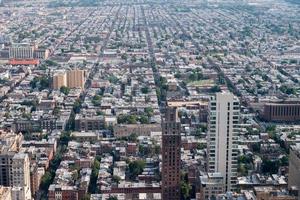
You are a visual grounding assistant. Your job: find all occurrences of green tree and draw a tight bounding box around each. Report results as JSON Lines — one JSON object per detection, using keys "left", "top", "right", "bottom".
{"left": 139, "top": 115, "right": 149, "bottom": 124}
{"left": 128, "top": 133, "right": 138, "bottom": 142}
{"left": 117, "top": 114, "right": 137, "bottom": 124}
{"left": 174, "top": 72, "right": 181, "bottom": 78}
{"left": 73, "top": 99, "right": 82, "bottom": 113}
{"left": 197, "top": 143, "right": 207, "bottom": 150}
{"left": 141, "top": 86, "right": 149, "bottom": 94}
{"left": 112, "top": 175, "right": 121, "bottom": 184}
{"left": 154, "top": 144, "right": 161, "bottom": 155}
{"left": 121, "top": 54, "right": 128, "bottom": 60}
{"left": 210, "top": 85, "right": 221, "bottom": 93}
{"left": 144, "top": 107, "right": 153, "bottom": 117}
{"left": 279, "top": 85, "right": 296, "bottom": 95}
{"left": 92, "top": 95, "right": 102, "bottom": 106}
{"left": 30, "top": 76, "right": 51, "bottom": 91}
{"left": 40, "top": 76, "right": 51, "bottom": 90}
{"left": 280, "top": 156, "right": 289, "bottom": 166}
{"left": 53, "top": 107, "right": 61, "bottom": 116}
{"left": 60, "top": 131, "right": 71, "bottom": 146}
{"left": 108, "top": 196, "right": 118, "bottom": 200}
{"left": 180, "top": 171, "right": 192, "bottom": 199}
{"left": 261, "top": 158, "right": 280, "bottom": 174}
{"left": 139, "top": 145, "right": 150, "bottom": 156}
{"left": 40, "top": 171, "right": 52, "bottom": 190}
{"left": 252, "top": 143, "right": 261, "bottom": 153}
{"left": 45, "top": 60, "right": 58, "bottom": 66}
{"left": 108, "top": 75, "right": 119, "bottom": 84}
{"left": 60, "top": 86, "right": 70, "bottom": 95}
{"left": 88, "top": 158, "right": 100, "bottom": 193}
{"left": 128, "top": 160, "right": 145, "bottom": 180}
{"left": 81, "top": 194, "right": 90, "bottom": 200}
{"left": 180, "top": 181, "right": 192, "bottom": 199}
{"left": 266, "top": 125, "right": 276, "bottom": 132}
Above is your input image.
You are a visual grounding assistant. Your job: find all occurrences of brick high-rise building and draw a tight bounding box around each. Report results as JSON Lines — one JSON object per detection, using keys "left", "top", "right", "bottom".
{"left": 161, "top": 107, "right": 181, "bottom": 200}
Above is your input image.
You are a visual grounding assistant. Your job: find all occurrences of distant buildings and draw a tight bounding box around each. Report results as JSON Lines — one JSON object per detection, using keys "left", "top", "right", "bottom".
{"left": 254, "top": 186, "right": 297, "bottom": 200}
{"left": 9, "top": 43, "right": 34, "bottom": 59}
{"left": 207, "top": 92, "right": 239, "bottom": 192}
{"left": 263, "top": 101, "right": 300, "bottom": 122}
{"left": 161, "top": 107, "right": 181, "bottom": 200}
{"left": 6, "top": 43, "right": 49, "bottom": 65}
{"left": 8, "top": 43, "right": 49, "bottom": 60}
{"left": 113, "top": 124, "right": 161, "bottom": 138}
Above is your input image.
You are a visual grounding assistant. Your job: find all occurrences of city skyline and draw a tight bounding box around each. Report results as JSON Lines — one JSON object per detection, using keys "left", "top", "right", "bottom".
{"left": 0, "top": 0, "right": 299, "bottom": 200}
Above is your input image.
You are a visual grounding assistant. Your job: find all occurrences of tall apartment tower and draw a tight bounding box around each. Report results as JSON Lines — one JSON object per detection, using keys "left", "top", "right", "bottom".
{"left": 288, "top": 144, "right": 300, "bottom": 199}
{"left": 0, "top": 131, "right": 32, "bottom": 199}
{"left": 207, "top": 92, "right": 239, "bottom": 192}
{"left": 11, "top": 153, "right": 32, "bottom": 200}
{"left": 162, "top": 107, "right": 181, "bottom": 200}
{"left": 53, "top": 72, "right": 67, "bottom": 90}
{"left": 0, "top": 131, "right": 23, "bottom": 186}
{"left": 67, "top": 69, "right": 86, "bottom": 89}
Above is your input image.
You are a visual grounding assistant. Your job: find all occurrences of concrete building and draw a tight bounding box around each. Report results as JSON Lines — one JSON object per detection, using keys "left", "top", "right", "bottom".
{"left": 0, "top": 131, "right": 23, "bottom": 186}
{"left": 254, "top": 186, "right": 297, "bottom": 200}
{"left": 9, "top": 43, "right": 34, "bottom": 59}
{"left": 48, "top": 184, "right": 78, "bottom": 200}
{"left": 288, "top": 144, "right": 300, "bottom": 200}
{"left": 11, "top": 186, "right": 32, "bottom": 200}
{"left": 113, "top": 124, "right": 161, "bottom": 138}
{"left": 0, "top": 186, "right": 12, "bottom": 200}
{"left": 67, "top": 69, "right": 86, "bottom": 89}
{"left": 207, "top": 92, "right": 239, "bottom": 192}
{"left": 11, "top": 153, "right": 32, "bottom": 200}
{"left": 198, "top": 173, "right": 224, "bottom": 200}
{"left": 161, "top": 107, "right": 181, "bottom": 200}
{"left": 11, "top": 153, "right": 31, "bottom": 188}
{"left": 33, "top": 49, "right": 49, "bottom": 59}
{"left": 74, "top": 114, "right": 104, "bottom": 132}
{"left": 53, "top": 72, "right": 67, "bottom": 90}
{"left": 0, "top": 131, "right": 32, "bottom": 199}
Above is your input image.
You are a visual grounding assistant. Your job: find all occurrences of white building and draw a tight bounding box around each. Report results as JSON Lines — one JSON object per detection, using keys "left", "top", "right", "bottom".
{"left": 11, "top": 153, "right": 32, "bottom": 200}
{"left": 207, "top": 92, "right": 240, "bottom": 191}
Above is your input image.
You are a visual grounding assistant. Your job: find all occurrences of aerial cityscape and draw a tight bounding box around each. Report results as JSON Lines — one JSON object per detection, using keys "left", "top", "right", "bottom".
{"left": 0, "top": 0, "right": 299, "bottom": 199}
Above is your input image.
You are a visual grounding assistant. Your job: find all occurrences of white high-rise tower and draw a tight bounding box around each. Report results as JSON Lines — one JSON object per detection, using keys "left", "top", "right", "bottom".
{"left": 11, "top": 153, "right": 32, "bottom": 200}
{"left": 207, "top": 92, "right": 240, "bottom": 191}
